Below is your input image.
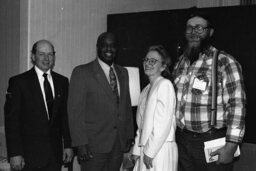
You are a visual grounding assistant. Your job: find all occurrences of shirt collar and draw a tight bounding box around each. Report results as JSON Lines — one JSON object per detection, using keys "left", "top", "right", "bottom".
{"left": 34, "top": 66, "right": 51, "bottom": 78}
{"left": 97, "top": 57, "right": 114, "bottom": 70}
{"left": 203, "top": 45, "right": 215, "bottom": 58}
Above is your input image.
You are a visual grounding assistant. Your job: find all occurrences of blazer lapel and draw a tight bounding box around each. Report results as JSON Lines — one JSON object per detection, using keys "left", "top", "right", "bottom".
{"left": 92, "top": 60, "right": 116, "bottom": 103}
{"left": 140, "top": 76, "right": 163, "bottom": 145}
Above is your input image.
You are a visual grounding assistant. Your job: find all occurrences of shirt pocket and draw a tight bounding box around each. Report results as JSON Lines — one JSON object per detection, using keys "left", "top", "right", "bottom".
{"left": 191, "top": 72, "right": 211, "bottom": 105}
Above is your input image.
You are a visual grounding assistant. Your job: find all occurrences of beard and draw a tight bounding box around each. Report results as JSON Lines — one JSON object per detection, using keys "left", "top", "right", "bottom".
{"left": 183, "top": 34, "right": 212, "bottom": 63}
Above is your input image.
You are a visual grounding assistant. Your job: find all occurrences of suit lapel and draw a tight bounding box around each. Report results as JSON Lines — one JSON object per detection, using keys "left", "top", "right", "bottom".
{"left": 92, "top": 60, "right": 116, "bottom": 103}
{"left": 50, "top": 72, "right": 61, "bottom": 122}
{"left": 114, "top": 64, "right": 125, "bottom": 104}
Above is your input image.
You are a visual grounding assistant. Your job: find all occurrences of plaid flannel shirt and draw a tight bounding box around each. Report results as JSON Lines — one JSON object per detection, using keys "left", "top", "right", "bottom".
{"left": 173, "top": 46, "right": 246, "bottom": 143}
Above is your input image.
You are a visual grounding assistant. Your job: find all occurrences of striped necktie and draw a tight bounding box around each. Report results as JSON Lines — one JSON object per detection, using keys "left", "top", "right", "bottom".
{"left": 109, "top": 67, "right": 119, "bottom": 104}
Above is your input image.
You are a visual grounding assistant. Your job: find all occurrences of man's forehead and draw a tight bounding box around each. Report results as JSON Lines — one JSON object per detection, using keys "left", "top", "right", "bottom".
{"left": 102, "top": 35, "right": 115, "bottom": 42}
{"left": 187, "top": 16, "right": 208, "bottom": 26}
{"left": 37, "top": 42, "right": 53, "bottom": 51}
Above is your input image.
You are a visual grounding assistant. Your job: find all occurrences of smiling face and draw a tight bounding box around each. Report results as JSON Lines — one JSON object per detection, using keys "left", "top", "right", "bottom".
{"left": 31, "top": 40, "right": 55, "bottom": 72}
{"left": 97, "top": 33, "right": 117, "bottom": 66}
{"left": 143, "top": 50, "right": 165, "bottom": 80}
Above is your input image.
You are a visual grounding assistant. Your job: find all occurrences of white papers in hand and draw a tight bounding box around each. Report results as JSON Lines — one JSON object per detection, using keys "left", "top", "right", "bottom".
{"left": 204, "top": 137, "right": 240, "bottom": 163}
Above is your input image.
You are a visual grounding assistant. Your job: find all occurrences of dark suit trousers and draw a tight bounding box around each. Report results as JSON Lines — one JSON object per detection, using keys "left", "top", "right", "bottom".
{"left": 22, "top": 153, "right": 61, "bottom": 171}
{"left": 80, "top": 135, "right": 123, "bottom": 171}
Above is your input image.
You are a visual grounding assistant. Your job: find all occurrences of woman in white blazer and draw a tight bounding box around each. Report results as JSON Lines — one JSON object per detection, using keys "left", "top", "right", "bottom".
{"left": 131, "top": 45, "right": 178, "bottom": 171}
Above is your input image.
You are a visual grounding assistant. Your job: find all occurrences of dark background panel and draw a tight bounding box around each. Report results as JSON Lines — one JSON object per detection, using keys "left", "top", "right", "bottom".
{"left": 107, "top": 5, "right": 256, "bottom": 143}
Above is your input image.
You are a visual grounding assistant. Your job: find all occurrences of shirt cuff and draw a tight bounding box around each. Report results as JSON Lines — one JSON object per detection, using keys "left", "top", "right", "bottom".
{"left": 226, "top": 128, "right": 244, "bottom": 143}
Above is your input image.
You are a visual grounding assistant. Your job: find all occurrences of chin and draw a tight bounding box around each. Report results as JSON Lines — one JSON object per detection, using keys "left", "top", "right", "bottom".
{"left": 144, "top": 70, "right": 154, "bottom": 76}
{"left": 105, "top": 57, "right": 114, "bottom": 62}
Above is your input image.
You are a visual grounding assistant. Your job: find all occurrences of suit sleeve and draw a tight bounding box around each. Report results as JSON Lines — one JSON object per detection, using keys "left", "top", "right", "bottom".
{"left": 132, "top": 108, "right": 143, "bottom": 156}
{"left": 143, "top": 81, "right": 176, "bottom": 158}
{"left": 4, "top": 77, "right": 24, "bottom": 158}
{"left": 67, "top": 67, "right": 88, "bottom": 147}
{"left": 61, "top": 78, "right": 72, "bottom": 148}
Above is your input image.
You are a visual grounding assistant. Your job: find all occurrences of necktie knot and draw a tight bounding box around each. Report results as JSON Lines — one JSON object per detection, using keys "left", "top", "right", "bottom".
{"left": 43, "top": 73, "right": 48, "bottom": 79}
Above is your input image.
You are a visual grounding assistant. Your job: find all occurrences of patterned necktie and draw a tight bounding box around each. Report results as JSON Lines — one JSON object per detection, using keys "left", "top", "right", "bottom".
{"left": 43, "top": 73, "right": 54, "bottom": 119}
{"left": 109, "top": 67, "right": 119, "bottom": 104}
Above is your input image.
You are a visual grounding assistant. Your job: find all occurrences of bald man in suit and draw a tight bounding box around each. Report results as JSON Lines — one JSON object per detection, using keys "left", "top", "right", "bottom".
{"left": 4, "top": 40, "right": 73, "bottom": 171}
{"left": 68, "top": 32, "right": 134, "bottom": 171}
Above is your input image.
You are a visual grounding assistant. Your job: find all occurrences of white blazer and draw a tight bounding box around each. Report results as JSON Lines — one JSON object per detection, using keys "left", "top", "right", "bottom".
{"left": 132, "top": 76, "right": 176, "bottom": 158}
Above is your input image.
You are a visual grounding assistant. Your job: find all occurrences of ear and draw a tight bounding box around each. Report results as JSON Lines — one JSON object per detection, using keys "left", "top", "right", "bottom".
{"left": 209, "top": 28, "right": 214, "bottom": 37}
{"left": 161, "top": 64, "right": 167, "bottom": 72}
{"left": 31, "top": 54, "right": 35, "bottom": 62}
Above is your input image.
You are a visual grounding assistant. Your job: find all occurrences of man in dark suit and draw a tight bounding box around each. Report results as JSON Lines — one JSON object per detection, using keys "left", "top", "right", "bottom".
{"left": 4, "top": 40, "right": 73, "bottom": 171}
{"left": 68, "top": 32, "right": 134, "bottom": 171}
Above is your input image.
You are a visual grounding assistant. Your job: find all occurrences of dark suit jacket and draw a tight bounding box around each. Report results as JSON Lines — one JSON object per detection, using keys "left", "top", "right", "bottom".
{"left": 68, "top": 59, "right": 134, "bottom": 153}
{"left": 4, "top": 68, "right": 71, "bottom": 168}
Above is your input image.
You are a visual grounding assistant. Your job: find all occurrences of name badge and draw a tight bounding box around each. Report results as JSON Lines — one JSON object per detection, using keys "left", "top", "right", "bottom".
{"left": 192, "top": 77, "right": 207, "bottom": 91}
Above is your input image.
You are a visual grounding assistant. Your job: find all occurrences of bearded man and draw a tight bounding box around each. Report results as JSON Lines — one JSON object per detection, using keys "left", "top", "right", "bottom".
{"left": 173, "top": 11, "right": 246, "bottom": 171}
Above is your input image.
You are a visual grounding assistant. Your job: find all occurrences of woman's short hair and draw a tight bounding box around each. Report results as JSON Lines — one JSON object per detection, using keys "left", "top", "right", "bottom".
{"left": 146, "top": 45, "right": 172, "bottom": 79}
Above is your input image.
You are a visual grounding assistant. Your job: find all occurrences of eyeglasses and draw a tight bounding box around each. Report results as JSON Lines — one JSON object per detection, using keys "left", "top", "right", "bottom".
{"left": 142, "top": 58, "right": 160, "bottom": 65}
{"left": 186, "top": 25, "right": 209, "bottom": 34}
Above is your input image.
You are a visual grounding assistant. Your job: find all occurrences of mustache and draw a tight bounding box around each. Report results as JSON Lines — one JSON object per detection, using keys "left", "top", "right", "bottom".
{"left": 184, "top": 36, "right": 211, "bottom": 51}
{"left": 187, "top": 34, "right": 203, "bottom": 39}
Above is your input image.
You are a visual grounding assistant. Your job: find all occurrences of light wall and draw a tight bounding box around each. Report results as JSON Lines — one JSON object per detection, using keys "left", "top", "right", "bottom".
{"left": 0, "top": 1, "right": 20, "bottom": 125}
{"left": 0, "top": 0, "right": 20, "bottom": 157}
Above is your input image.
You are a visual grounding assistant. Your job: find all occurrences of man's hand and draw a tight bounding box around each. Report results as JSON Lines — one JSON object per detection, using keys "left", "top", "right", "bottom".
{"left": 10, "top": 155, "right": 25, "bottom": 170}
{"left": 129, "top": 154, "right": 139, "bottom": 164}
{"left": 77, "top": 144, "right": 93, "bottom": 162}
{"left": 63, "top": 148, "right": 74, "bottom": 163}
{"left": 210, "top": 142, "right": 238, "bottom": 164}
{"left": 123, "top": 139, "right": 135, "bottom": 153}
{"left": 143, "top": 154, "right": 153, "bottom": 169}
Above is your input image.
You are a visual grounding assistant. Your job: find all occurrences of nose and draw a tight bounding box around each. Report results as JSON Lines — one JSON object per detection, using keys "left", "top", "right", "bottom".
{"left": 191, "top": 27, "right": 199, "bottom": 34}
{"left": 106, "top": 45, "right": 113, "bottom": 51}
{"left": 144, "top": 61, "right": 152, "bottom": 67}
{"left": 44, "top": 54, "right": 50, "bottom": 60}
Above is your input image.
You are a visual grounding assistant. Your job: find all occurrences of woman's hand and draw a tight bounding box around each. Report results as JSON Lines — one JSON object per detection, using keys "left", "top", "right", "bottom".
{"left": 143, "top": 154, "right": 153, "bottom": 169}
